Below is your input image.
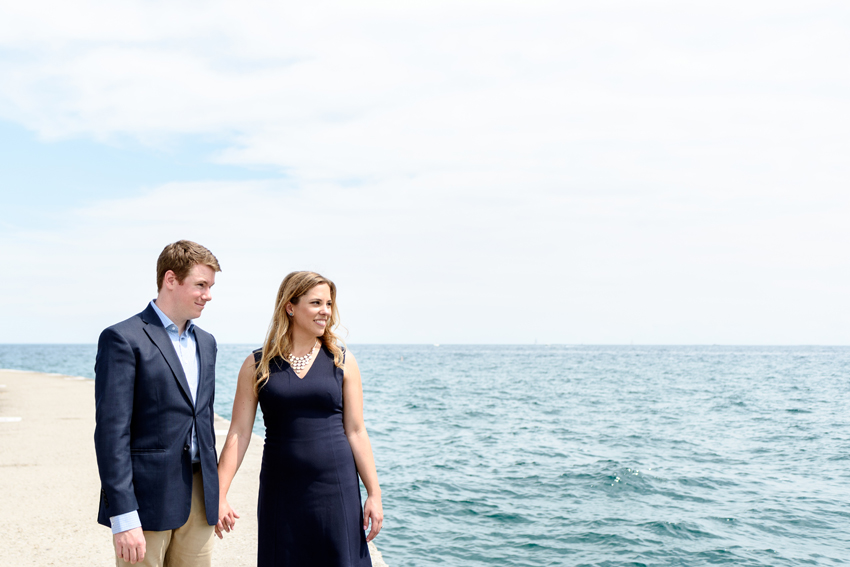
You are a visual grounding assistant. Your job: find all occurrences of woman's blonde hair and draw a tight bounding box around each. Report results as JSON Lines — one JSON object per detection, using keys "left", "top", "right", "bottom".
{"left": 255, "top": 271, "right": 345, "bottom": 393}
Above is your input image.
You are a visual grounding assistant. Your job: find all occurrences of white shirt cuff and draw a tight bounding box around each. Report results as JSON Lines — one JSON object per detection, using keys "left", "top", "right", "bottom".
{"left": 110, "top": 510, "right": 142, "bottom": 534}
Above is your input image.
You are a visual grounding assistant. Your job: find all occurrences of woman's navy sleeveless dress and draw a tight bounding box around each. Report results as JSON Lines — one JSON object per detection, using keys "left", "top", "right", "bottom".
{"left": 256, "top": 347, "right": 371, "bottom": 566}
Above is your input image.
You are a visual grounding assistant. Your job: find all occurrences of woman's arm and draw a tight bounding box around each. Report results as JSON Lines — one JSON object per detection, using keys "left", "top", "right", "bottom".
{"left": 341, "top": 350, "right": 384, "bottom": 542}
{"left": 215, "top": 353, "right": 259, "bottom": 539}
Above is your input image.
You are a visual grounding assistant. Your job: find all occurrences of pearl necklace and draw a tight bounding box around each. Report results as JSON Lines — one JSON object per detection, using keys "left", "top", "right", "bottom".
{"left": 288, "top": 340, "right": 320, "bottom": 373}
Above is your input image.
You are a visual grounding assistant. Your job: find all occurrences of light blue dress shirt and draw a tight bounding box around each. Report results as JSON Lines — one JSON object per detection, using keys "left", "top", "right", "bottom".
{"left": 110, "top": 300, "right": 201, "bottom": 534}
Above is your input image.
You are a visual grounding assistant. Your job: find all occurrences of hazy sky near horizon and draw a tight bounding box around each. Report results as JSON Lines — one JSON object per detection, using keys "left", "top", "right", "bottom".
{"left": 1, "top": 1, "right": 848, "bottom": 345}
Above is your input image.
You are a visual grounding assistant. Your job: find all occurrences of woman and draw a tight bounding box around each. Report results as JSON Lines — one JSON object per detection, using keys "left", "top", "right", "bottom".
{"left": 216, "top": 271, "right": 383, "bottom": 566}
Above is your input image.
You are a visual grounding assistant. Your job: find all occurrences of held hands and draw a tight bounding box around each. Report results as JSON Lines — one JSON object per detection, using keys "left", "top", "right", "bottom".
{"left": 215, "top": 496, "right": 241, "bottom": 539}
{"left": 114, "top": 527, "right": 146, "bottom": 564}
{"left": 363, "top": 495, "right": 384, "bottom": 542}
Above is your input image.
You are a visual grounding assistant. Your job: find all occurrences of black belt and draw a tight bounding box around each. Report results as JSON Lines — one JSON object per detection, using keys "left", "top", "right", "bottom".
{"left": 192, "top": 461, "right": 201, "bottom": 474}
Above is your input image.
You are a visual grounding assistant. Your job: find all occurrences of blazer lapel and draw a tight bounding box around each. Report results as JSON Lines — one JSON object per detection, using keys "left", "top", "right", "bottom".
{"left": 140, "top": 304, "right": 194, "bottom": 408}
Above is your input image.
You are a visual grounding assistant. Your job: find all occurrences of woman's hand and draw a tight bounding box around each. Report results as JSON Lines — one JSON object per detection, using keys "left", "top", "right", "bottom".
{"left": 363, "top": 494, "right": 384, "bottom": 542}
{"left": 215, "top": 496, "right": 240, "bottom": 539}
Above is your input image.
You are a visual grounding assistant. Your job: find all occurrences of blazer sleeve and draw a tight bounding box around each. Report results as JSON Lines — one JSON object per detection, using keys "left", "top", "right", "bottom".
{"left": 94, "top": 326, "right": 140, "bottom": 517}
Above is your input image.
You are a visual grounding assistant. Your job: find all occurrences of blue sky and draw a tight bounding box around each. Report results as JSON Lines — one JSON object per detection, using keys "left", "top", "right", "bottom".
{"left": 0, "top": 1, "right": 848, "bottom": 345}
{"left": 1, "top": 121, "right": 272, "bottom": 218}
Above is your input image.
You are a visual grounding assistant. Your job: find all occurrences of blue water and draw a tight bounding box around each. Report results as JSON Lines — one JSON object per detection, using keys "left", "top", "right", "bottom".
{"left": 2, "top": 344, "right": 849, "bottom": 566}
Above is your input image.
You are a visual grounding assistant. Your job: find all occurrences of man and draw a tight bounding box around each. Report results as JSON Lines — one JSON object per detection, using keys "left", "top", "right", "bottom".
{"left": 94, "top": 240, "right": 222, "bottom": 566}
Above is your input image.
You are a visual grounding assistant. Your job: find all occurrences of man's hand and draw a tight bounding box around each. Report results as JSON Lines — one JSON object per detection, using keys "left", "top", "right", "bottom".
{"left": 114, "top": 527, "right": 146, "bottom": 564}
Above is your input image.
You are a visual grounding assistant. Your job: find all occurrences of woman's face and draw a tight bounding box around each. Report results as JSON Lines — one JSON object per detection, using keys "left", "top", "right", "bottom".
{"left": 288, "top": 283, "right": 332, "bottom": 338}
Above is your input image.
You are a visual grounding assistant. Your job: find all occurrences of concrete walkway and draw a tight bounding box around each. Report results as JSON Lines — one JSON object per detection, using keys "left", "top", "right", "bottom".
{"left": 0, "top": 369, "right": 387, "bottom": 566}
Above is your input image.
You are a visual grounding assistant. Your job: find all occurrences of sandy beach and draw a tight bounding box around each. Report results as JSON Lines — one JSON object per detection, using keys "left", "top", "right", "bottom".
{"left": 0, "top": 369, "right": 387, "bottom": 567}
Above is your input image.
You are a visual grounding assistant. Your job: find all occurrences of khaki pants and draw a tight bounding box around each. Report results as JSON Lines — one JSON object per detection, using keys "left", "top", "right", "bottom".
{"left": 116, "top": 471, "right": 215, "bottom": 567}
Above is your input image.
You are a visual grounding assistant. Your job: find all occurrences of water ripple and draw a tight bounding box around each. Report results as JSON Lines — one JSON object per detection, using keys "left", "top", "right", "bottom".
{"left": 5, "top": 344, "right": 850, "bottom": 566}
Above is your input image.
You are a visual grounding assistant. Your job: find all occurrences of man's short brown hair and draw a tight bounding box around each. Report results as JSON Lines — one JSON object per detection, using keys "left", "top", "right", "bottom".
{"left": 156, "top": 240, "right": 221, "bottom": 291}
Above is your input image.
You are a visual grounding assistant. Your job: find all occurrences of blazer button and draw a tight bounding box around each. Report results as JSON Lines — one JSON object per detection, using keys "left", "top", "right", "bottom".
{"left": 183, "top": 444, "right": 190, "bottom": 452}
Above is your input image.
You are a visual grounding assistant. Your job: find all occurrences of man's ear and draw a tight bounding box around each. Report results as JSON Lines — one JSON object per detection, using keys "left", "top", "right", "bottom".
{"left": 162, "top": 270, "right": 177, "bottom": 290}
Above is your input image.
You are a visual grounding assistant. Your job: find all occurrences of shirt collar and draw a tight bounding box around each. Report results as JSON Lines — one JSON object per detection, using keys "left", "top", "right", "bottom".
{"left": 150, "top": 300, "right": 195, "bottom": 335}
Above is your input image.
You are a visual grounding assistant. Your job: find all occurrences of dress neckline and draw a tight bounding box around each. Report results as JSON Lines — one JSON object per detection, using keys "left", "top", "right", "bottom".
{"left": 289, "top": 345, "right": 324, "bottom": 380}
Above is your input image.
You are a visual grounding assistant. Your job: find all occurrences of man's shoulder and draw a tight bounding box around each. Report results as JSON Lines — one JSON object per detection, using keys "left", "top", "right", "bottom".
{"left": 99, "top": 307, "right": 153, "bottom": 340}
{"left": 107, "top": 311, "right": 144, "bottom": 330}
{"left": 192, "top": 324, "right": 216, "bottom": 345}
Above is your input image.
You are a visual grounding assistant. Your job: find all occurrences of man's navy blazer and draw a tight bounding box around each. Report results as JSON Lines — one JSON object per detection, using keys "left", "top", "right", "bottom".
{"left": 94, "top": 303, "right": 219, "bottom": 531}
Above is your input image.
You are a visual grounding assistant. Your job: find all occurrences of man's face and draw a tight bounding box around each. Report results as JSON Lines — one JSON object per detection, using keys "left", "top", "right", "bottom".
{"left": 171, "top": 263, "right": 216, "bottom": 323}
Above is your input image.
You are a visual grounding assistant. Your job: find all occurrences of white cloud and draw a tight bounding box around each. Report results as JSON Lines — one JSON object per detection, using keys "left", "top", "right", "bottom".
{"left": 0, "top": 0, "right": 848, "bottom": 343}
{"left": 1, "top": 179, "right": 847, "bottom": 344}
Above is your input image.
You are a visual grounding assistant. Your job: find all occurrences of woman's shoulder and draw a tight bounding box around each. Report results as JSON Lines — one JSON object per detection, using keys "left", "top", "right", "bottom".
{"left": 338, "top": 346, "right": 358, "bottom": 371}
{"left": 239, "top": 351, "right": 260, "bottom": 369}
{"left": 252, "top": 348, "right": 290, "bottom": 371}
{"left": 246, "top": 348, "right": 279, "bottom": 368}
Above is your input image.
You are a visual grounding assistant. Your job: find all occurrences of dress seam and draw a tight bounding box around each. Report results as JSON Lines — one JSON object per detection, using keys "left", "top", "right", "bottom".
{"left": 328, "top": 348, "right": 354, "bottom": 563}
